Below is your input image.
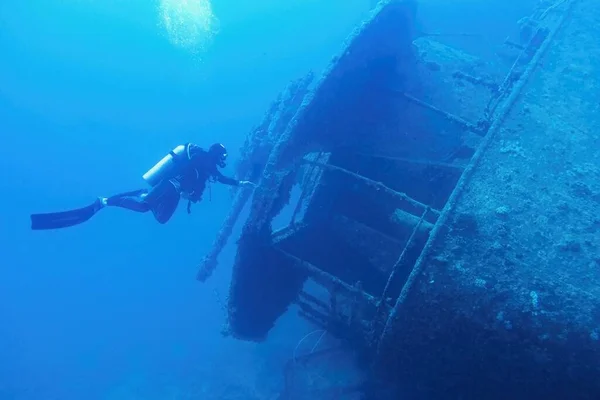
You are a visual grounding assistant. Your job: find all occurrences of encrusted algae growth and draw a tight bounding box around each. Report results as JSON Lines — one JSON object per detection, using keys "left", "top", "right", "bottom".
{"left": 378, "top": 1, "right": 600, "bottom": 399}
{"left": 197, "top": 73, "right": 314, "bottom": 282}
{"left": 226, "top": 0, "right": 418, "bottom": 341}
{"left": 233, "top": 72, "right": 315, "bottom": 184}
{"left": 410, "top": 37, "right": 499, "bottom": 125}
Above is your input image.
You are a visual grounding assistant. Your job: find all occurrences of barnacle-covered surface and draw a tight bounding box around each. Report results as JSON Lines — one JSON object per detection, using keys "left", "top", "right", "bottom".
{"left": 196, "top": 73, "right": 313, "bottom": 282}
{"left": 199, "top": 0, "right": 600, "bottom": 398}
{"left": 226, "top": 0, "right": 419, "bottom": 341}
{"left": 233, "top": 73, "right": 315, "bottom": 185}
{"left": 376, "top": 1, "right": 600, "bottom": 398}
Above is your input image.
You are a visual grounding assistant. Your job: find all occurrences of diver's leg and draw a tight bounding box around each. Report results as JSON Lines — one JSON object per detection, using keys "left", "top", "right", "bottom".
{"left": 106, "top": 190, "right": 151, "bottom": 213}
{"left": 108, "top": 189, "right": 148, "bottom": 198}
{"left": 30, "top": 189, "right": 151, "bottom": 230}
{"left": 145, "top": 181, "right": 181, "bottom": 224}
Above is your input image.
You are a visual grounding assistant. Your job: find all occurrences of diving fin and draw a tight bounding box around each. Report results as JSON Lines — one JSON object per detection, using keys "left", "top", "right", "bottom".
{"left": 30, "top": 198, "right": 105, "bottom": 230}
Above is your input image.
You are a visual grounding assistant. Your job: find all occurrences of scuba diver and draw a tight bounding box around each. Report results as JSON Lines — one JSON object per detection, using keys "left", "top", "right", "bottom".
{"left": 30, "top": 143, "right": 256, "bottom": 230}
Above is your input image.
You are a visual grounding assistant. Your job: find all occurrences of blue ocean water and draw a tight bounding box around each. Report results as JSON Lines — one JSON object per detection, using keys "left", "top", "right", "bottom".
{"left": 0, "top": 1, "right": 369, "bottom": 399}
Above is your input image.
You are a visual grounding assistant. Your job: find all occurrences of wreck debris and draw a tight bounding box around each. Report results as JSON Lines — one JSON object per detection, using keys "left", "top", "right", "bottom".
{"left": 201, "top": 0, "right": 600, "bottom": 398}
{"left": 301, "top": 158, "right": 439, "bottom": 217}
{"left": 196, "top": 72, "right": 314, "bottom": 282}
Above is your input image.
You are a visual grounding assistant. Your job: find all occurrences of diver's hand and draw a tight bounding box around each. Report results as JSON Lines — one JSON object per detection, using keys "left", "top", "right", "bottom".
{"left": 239, "top": 180, "right": 256, "bottom": 188}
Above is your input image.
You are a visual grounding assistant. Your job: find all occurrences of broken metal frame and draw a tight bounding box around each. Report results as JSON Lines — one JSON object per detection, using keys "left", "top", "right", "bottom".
{"left": 400, "top": 91, "right": 488, "bottom": 136}
{"left": 196, "top": 185, "right": 255, "bottom": 282}
{"left": 283, "top": 0, "right": 576, "bottom": 353}
{"left": 276, "top": 156, "right": 441, "bottom": 343}
{"left": 301, "top": 158, "right": 440, "bottom": 218}
{"left": 196, "top": 74, "right": 314, "bottom": 283}
{"left": 204, "top": 1, "right": 564, "bottom": 288}
{"left": 276, "top": 248, "right": 377, "bottom": 307}
{"left": 289, "top": 207, "right": 436, "bottom": 345}
{"left": 484, "top": 1, "right": 567, "bottom": 118}
{"left": 296, "top": 283, "right": 374, "bottom": 342}
{"left": 375, "top": 207, "right": 429, "bottom": 315}
{"left": 398, "top": 1, "right": 569, "bottom": 140}
{"left": 375, "top": 0, "right": 579, "bottom": 360}
{"left": 213, "top": 0, "right": 570, "bottom": 352}
{"left": 289, "top": 152, "right": 326, "bottom": 226}
{"left": 350, "top": 152, "right": 465, "bottom": 170}
{"left": 297, "top": 290, "right": 331, "bottom": 329}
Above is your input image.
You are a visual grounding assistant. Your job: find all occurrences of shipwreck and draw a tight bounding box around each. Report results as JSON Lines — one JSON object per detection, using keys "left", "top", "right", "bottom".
{"left": 198, "top": 0, "right": 600, "bottom": 398}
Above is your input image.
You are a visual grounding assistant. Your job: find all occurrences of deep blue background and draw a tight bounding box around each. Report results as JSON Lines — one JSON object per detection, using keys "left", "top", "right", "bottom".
{"left": 0, "top": 1, "right": 369, "bottom": 398}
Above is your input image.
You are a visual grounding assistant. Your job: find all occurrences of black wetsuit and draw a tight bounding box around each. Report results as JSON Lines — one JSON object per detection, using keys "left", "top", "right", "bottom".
{"left": 107, "top": 144, "right": 239, "bottom": 224}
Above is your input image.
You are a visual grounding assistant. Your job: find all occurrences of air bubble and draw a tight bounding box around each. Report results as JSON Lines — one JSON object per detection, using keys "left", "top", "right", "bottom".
{"left": 158, "top": 0, "right": 219, "bottom": 55}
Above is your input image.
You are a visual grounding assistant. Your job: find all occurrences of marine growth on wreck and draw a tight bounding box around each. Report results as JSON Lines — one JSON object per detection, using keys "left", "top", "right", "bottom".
{"left": 199, "top": 0, "right": 600, "bottom": 398}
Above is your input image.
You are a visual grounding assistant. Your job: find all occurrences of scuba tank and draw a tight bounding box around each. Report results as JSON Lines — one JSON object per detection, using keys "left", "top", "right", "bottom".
{"left": 142, "top": 143, "right": 192, "bottom": 186}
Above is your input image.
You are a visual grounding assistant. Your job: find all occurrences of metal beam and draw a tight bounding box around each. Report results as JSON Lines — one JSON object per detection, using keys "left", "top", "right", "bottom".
{"left": 276, "top": 247, "right": 377, "bottom": 306}
{"left": 302, "top": 159, "right": 440, "bottom": 217}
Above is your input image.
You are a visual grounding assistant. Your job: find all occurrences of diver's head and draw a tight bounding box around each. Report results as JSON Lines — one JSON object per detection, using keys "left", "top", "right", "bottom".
{"left": 209, "top": 143, "right": 228, "bottom": 168}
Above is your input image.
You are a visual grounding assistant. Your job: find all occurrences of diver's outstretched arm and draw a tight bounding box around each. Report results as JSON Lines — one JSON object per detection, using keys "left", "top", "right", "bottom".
{"left": 215, "top": 171, "right": 240, "bottom": 186}
{"left": 215, "top": 171, "right": 255, "bottom": 188}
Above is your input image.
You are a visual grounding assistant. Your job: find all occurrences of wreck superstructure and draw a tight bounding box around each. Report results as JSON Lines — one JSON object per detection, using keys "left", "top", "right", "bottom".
{"left": 199, "top": 0, "right": 600, "bottom": 398}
